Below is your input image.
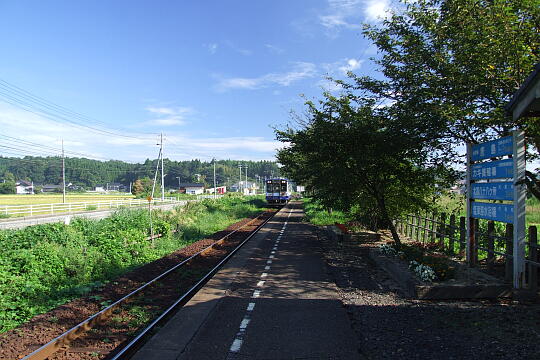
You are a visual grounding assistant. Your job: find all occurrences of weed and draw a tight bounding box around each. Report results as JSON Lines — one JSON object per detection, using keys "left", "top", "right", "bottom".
{"left": 0, "top": 196, "right": 267, "bottom": 333}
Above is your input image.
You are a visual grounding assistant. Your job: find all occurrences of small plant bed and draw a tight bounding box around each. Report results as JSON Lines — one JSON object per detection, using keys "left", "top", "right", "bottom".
{"left": 379, "top": 242, "right": 456, "bottom": 282}
{"left": 369, "top": 236, "right": 511, "bottom": 300}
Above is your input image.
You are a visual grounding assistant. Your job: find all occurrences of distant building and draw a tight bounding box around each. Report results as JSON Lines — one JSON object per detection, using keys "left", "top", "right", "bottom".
{"left": 106, "top": 183, "right": 126, "bottom": 192}
{"left": 178, "top": 183, "right": 205, "bottom": 195}
{"left": 205, "top": 186, "right": 227, "bottom": 195}
{"left": 15, "top": 180, "right": 33, "bottom": 194}
{"left": 41, "top": 184, "right": 62, "bottom": 193}
{"left": 231, "top": 181, "right": 259, "bottom": 195}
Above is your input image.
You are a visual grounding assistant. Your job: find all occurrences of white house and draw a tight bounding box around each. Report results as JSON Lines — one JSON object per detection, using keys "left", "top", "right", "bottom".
{"left": 178, "top": 183, "right": 205, "bottom": 195}
{"left": 16, "top": 180, "right": 33, "bottom": 194}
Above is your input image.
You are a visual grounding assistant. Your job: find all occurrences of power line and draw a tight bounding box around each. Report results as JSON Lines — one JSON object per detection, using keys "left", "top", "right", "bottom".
{"left": 0, "top": 78, "right": 158, "bottom": 141}
{"left": 0, "top": 134, "right": 110, "bottom": 160}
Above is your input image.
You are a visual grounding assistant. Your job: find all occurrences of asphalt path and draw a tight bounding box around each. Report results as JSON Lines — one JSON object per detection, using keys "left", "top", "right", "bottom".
{"left": 133, "top": 202, "right": 360, "bottom": 360}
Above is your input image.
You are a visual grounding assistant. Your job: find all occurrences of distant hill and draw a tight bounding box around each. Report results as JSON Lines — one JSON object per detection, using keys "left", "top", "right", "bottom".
{"left": 0, "top": 156, "right": 280, "bottom": 190}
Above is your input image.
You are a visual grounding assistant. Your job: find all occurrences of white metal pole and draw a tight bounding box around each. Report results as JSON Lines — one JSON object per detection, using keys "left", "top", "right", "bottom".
{"left": 512, "top": 130, "right": 526, "bottom": 288}
{"left": 238, "top": 164, "right": 242, "bottom": 193}
{"left": 62, "top": 139, "right": 66, "bottom": 204}
{"left": 245, "top": 165, "right": 248, "bottom": 195}
{"left": 213, "top": 159, "right": 217, "bottom": 200}
{"left": 161, "top": 133, "right": 165, "bottom": 201}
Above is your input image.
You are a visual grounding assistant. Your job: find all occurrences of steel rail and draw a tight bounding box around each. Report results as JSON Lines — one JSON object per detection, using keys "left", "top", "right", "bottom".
{"left": 111, "top": 206, "right": 280, "bottom": 359}
{"left": 21, "top": 209, "right": 279, "bottom": 360}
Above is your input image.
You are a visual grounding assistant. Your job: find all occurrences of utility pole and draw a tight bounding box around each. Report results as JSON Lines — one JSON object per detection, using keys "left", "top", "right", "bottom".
{"left": 62, "top": 139, "right": 66, "bottom": 204}
{"left": 213, "top": 158, "right": 217, "bottom": 200}
{"left": 245, "top": 165, "right": 248, "bottom": 195}
{"left": 160, "top": 133, "right": 165, "bottom": 201}
{"left": 176, "top": 176, "right": 181, "bottom": 190}
{"left": 238, "top": 164, "right": 242, "bottom": 193}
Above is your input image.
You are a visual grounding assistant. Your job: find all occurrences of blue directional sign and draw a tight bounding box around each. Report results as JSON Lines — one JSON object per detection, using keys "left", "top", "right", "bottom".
{"left": 471, "top": 202, "right": 514, "bottom": 223}
{"left": 471, "top": 136, "right": 513, "bottom": 161}
{"left": 471, "top": 158, "right": 513, "bottom": 180}
{"left": 471, "top": 182, "right": 513, "bottom": 201}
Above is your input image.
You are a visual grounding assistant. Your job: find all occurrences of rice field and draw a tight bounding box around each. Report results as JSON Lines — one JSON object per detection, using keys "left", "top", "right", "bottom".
{"left": 0, "top": 193, "right": 135, "bottom": 206}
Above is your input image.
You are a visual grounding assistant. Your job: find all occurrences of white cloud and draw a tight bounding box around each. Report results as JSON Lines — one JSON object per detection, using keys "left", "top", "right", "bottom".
{"left": 364, "top": 0, "right": 391, "bottom": 22}
{"left": 224, "top": 40, "right": 252, "bottom": 56}
{"left": 165, "top": 135, "right": 283, "bottom": 161}
{"left": 145, "top": 106, "right": 192, "bottom": 126}
{"left": 318, "top": 0, "right": 363, "bottom": 36}
{"left": 204, "top": 43, "right": 218, "bottom": 54}
{"left": 323, "top": 58, "right": 363, "bottom": 75}
{"left": 318, "top": 0, "right": 392, "bottom": 36}
{"left": 264, "top": 44, "right": 284, "bottom": 54}
{"left": 0, "top": 102, "right": 154, "bottom": 161}
{"left": 0, "top": 102, "right": 280, "bottom": 162}
{"left": 338, "top": 58, "right": 363, "bottom": 74}
{"left": 215, "top": 62, "right": 317, "bottom": 91}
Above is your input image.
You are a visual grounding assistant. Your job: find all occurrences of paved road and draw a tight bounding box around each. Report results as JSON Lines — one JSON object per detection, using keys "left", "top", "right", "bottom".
{"left": 133, "top": 202, "right": 360, "bottom": 360}
{"left": 0, "top": 201, "right": 186, "bottom": 230}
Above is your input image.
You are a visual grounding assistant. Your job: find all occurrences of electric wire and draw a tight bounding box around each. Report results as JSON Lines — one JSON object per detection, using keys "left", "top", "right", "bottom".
{"left": 0, "top": 79, "right": 157, "bottom": 140}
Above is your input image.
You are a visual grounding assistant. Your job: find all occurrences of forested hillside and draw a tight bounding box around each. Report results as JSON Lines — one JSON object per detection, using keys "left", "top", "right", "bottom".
{"left": 0, "top": 156, "right": 280, "bottom": 189}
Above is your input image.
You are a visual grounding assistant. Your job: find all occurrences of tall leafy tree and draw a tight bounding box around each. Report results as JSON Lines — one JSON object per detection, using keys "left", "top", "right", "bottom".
{"left": 276, "top": 92, "right": 454, "bottom": 246}
{"left": 348, "top": 0, "right": 540, "bottom": 196}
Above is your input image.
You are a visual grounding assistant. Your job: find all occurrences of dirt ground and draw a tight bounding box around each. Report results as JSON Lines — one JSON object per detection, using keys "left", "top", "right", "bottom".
{"left": 319, "top": 230, "right": 540, "bottom": 360}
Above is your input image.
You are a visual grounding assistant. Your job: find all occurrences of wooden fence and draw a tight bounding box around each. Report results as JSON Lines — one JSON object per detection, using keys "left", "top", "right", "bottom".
{"left": 396, "top": 214, "right": 539, "bottom": 291}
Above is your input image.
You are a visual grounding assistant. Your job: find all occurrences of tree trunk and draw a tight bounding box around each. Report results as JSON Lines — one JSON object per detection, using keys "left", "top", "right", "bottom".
{"left": 376, "top": 194, "right": 402, "bottom": 248}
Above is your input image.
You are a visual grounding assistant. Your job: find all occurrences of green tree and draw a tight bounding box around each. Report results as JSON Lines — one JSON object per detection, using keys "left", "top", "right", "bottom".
{"left": 0, "top": 182, "right": 15, "bottom": 194}
{"left": 276, "top": 93, "right": 454, "bottom": 247}
{"left": 351, "top": 0, "right": 540, "bottom": 196}
{"left": 132, "top": 179, "right": 144, "bottom": 195}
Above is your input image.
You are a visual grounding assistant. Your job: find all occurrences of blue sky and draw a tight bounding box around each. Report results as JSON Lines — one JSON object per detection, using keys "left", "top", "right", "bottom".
{"left": 0, "top": 0, "right": 391, "bottom": 162}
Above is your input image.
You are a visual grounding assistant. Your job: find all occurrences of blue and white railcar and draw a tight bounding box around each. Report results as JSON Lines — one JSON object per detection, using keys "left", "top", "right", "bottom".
{"left": 265, "top": 178, "right": 292, "bottom": 204}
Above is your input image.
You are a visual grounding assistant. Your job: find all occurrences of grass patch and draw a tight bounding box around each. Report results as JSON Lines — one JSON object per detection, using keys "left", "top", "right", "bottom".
{"left": 435, "top": 194, "right": 540, "bottom": 226}
{"left": 0, "top": 196, "right": 267, "bottom": 333}
{"left": 302, "top": 197, "right": 350, "bottom": 225}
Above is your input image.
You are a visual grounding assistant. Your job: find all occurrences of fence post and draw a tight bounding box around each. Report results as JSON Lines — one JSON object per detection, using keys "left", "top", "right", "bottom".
{"left": 403, "top": 215, "right": 407, "bottom": 236}
{"left": 528, "top": 226, "right": 538, "bottom": 291}
{"left": 30, "top": 205, "right": 33, "bottom": 217}
{"left": 438, "top": 213, "right": 447, "bottom": 250}
{"left": 487, "top": 221, "right": 495, "bottom": 274}
{"left": 505, "top": 224, "right": 513, "bottom": 283}
{"left": 448, "top": 215, "right": 456, "bottom": 255}
{"left": 409, "top": 215, "right": 415, "bottom": 239}
{"left": 471, "top": 218, "right": 479, "bottom": 266}
{"left": 414, "top": 214, "right": 418, "bottom": 240}
{"left": 429, "top": 214, "right": 436, "bottom": 243}
{"left": 422, "top": 212, "right": 429, "bottom": 243}
{"left": 459, "top": 216, "right": 466, "bottom": 255}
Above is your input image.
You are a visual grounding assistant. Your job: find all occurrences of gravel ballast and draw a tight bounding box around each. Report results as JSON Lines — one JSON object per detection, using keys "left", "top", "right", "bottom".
{"left": 319, "top": 230, "right": 540, "bottom": 360}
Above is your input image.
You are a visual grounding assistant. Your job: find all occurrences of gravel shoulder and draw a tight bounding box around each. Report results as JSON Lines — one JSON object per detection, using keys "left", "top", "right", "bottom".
{"left": 319, "top": 229, "right": 540, "bottom": 360}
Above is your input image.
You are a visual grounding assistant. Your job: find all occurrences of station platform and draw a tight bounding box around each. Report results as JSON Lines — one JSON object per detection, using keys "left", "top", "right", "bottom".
{"left": 133, "top": 202, "right": 360, "bottom": 360}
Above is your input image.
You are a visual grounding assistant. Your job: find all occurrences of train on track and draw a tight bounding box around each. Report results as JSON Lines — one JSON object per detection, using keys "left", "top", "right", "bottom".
{"left": 265, "top": 178, "right": 292, "bottom": 204}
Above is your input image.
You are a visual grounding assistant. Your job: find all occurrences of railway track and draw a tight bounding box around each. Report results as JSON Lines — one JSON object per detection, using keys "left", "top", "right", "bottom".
{"left": 19, "top": 208, "right": 279, "bottom": 360}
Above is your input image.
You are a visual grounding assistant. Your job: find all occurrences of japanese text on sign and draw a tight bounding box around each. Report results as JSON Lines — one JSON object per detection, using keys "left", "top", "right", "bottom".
{"left": 471, "top": 202, "right": 514, "bottom": 223}
{"left": 471, "top": 182, "right": 513, "bottom": 201}
{"left": 471, "top": 159, "right": 513, "bottom": 180}
{"left": 471, "top": 136, "right": 513, "bottom": 161}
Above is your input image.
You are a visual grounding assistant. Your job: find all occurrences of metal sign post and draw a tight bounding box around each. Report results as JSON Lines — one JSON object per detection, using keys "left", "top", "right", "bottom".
{"left": 466, "top": 130, "right": 526, "bottom": 288}
{"left": 512, "top": 130, "right": 526, "bottom": 288}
